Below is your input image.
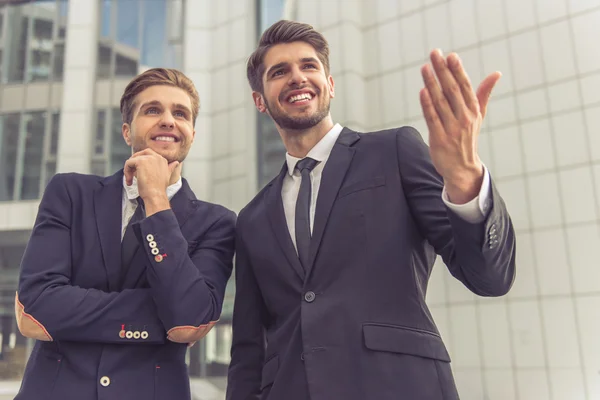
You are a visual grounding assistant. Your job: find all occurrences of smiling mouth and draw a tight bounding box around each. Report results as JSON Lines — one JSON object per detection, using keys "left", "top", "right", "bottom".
{"left": 153, "top": 136, "right": 179, "bottom": 143}
{"left": 287, "top": 92, "right": 314, "bottom": 104}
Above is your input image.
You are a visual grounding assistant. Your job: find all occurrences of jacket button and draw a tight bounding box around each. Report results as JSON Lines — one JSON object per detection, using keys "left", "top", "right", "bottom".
{"left": 100, "top": 376, "right": 110, "bottom": 387}
{"left": 146, "top": 234, "right": 154, "bottom": 242}
{"left": 304, "top": 291, "right": 316, "bottom": 303}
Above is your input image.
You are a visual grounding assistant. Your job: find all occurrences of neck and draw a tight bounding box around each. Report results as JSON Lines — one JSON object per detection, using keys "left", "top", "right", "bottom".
{"left": 169, "top": 162, "right": 183, "bottom": 185}
{"left": 279, "top": 116, "right": 334, "bottom": 158}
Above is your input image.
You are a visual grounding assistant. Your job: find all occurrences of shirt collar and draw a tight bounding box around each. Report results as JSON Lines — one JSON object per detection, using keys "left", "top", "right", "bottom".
{"left": 285, "top": 123, "right": 343, "bottom": 176}
{"left": 122, "top": 175, "right": 183, "bottom": 201}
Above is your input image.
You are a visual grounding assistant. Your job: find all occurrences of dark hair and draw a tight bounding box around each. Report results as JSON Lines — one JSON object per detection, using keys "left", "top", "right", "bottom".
{"left": 120, "top": 68, "right": 200, "bottom": 125}
{"left": 247, "top": 20, "right": 330, "bottom": 93}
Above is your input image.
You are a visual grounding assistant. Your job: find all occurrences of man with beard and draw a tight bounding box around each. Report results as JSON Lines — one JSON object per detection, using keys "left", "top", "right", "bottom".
{"left": 226, "top": 20, "right": 516, "bottom": 400}
{"left": 15, "top": 68, "right": 236, "bottom": 400}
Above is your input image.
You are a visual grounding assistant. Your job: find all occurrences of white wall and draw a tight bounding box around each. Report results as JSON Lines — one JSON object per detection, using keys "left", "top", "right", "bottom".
{"left": 183, "top": 0, "right": 258, "bottom": 213}
{"left": 294, "top": 0, "right": 600, "bottom": 399}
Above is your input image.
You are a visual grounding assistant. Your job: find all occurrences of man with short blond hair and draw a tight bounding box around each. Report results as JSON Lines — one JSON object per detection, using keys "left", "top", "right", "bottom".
{"left": 15, "top": 68, "right": 235, "bottom": 400}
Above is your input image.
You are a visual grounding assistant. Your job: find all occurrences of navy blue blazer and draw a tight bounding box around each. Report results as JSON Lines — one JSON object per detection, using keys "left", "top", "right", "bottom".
{"left": 15, "top": 170, "right": 236, "bottom": 400}
{"left": 226, "top": 127, "right": 516, "bottom": 400}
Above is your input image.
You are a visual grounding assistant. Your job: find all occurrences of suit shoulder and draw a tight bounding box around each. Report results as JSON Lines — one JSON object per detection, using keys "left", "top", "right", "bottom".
{"left": 193, "top": 199, "right": 237, "bottom": 223}
{"left": 236, "top": 179, "right": 274, "bottom": 227}
{"left": 361, "top": 126, "right": 424, "bottom": 143}
{"left": 45, "top": 172, "right": 106, "bottom": 193}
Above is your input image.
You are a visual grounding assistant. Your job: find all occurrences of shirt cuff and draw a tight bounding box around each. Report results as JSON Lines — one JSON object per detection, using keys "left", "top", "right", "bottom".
{"left": 442, "top": 165, "right": 492, "bottom": 224}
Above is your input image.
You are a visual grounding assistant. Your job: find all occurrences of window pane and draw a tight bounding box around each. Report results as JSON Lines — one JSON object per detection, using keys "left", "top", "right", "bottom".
{"left": 260, "top": 0, "right": 286, "bottom": 33}
{"left": 52, "top": 43, "right": 65, "bottom": 81}
{"left": 45, "top": 160, "right": 56, "bottom": 187}
{"left": 95, "top": 110, "right": 106, "bottom": 155}
{"left": 58, "top": 0, "right": 68, "bottom": 39}
{"left": 0, "top": 9, "right": 4, "bottom": 40}
{"left": 115, "top": 53, "right": 137, "bottom": 77}
{"left": 97, "top": 43, "right": 112, "bottom": 78}
{"left": 29, "top": 19, "right": 53, "bottom": 82}
{"left": 116, "top": 0, "right": 139, "bottom": 48}
{"left": 100, "top": 0, "right": 111, "bottom": 38}
{"left": 49, "top": 112, "right": 60, "bottom": 156}
{"left": 257, "top": 112, "right": 286, "bottom": 187}
{"left": 110, "top": 108, "right": 130, "bottom": 173}
{"left": 141, "top": 0, "right": 167, "bottom": 67}
{"left": 91, "top": 160, "right": 106, "bottom": 176}
{"left": 0, "top": 114, "right": 21, "bottom": 201}
{"left": 7, "top": 16, "right": 28, "bottom": 83}
{"left": 20, "top": 112, "right": 46, "bottom": 200}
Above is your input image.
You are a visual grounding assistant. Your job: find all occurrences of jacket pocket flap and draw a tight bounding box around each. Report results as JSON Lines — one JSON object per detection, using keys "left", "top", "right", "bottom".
{"left": 363, "top": 323, "right": 450, "bottom": 362}
{"left": 338, "top": 176, "right": 386, "bottom": 198}
{"left": 260, "top": 354, "right": 279, "bottom": 390}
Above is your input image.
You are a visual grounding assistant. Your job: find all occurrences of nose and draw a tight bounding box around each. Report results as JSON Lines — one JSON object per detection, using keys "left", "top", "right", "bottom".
{"left": 288, "top": 65, "right": 307, "bottom": 86}
{"left": 159, "top": 112, "right": 175, "bottom": 129}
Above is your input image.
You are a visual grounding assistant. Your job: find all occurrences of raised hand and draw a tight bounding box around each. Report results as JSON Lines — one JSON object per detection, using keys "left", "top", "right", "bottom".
{"left": 124, "top": 148, "right": 180, "bottom": 216}
{"left": 419, "top": 49, "right": 501, "bottom": 204}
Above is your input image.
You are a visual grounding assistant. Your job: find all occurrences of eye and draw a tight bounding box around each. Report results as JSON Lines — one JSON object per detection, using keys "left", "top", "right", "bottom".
{"left": 174, "top": 110, "right": 186, "bottom": 118}
{"left": 146, "top": 107, "right": 160, "bottom": 114}
{"left": 304, "top": 64, "right": 317, "bottom": 70}
{"left": 271, "top": 70, "right": 284, "bottom": 78}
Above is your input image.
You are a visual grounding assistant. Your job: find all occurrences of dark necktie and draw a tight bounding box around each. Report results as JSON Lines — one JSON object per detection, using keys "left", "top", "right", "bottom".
{"left": 121, "top": 197, "right": 145, "bottom": 271}
{"left": 295, "top": 157, "right": 319, "bottom": 270}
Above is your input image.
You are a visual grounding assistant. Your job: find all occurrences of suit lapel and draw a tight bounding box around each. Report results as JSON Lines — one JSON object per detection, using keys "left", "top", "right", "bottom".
{"left": 266, "top": 164, "right": 305, "bottom": 281}
{"left": 307, "top": 129, "right": 360, "bottom": 276}
{"left": 95, "top": 171, "right": 124, "bottom": 292}
{"left": 169, "top": 179, "right": 199, "bottom": 228}
{"left": 120, "top": 179, "right": 198, "bottom": 289}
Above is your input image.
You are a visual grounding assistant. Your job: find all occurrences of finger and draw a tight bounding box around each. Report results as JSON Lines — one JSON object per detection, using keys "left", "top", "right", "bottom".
{"left": 123, "top": 159, "right": 137, "bottom": 185}
{"left": 421, "top": 63, "right": 454, "bottom": 125}
{"left": 420, "top": 88, "right": 446, "bottom": 144}
{"left": 476, "top": 72, "right": 502, "bottom": 119}
{"left": 429, "top": 49, "right": 467, "bottom": 116}
{"left": 446, "top": 53, "right": 479, "bottom": 114}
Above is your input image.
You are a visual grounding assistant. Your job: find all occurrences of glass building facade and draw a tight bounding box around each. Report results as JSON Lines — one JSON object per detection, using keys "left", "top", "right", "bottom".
{"left": 0, "top": 0, "right": 68, "bottom": 380}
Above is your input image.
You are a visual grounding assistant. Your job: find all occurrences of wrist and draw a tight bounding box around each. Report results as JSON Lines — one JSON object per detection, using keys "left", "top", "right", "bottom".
{"left": 444, "top": 162, "right": 484, "bottom": 204}
{"left": 142, "top": 193, "right": 170, "bottom": 217}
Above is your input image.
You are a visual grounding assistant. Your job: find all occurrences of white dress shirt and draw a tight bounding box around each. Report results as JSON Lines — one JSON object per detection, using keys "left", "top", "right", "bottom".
{"left": 121, "top": 176, "right": 182, "bottom": 240}
{"left": 282, "top": 123, "right": 492, "bottom": 250}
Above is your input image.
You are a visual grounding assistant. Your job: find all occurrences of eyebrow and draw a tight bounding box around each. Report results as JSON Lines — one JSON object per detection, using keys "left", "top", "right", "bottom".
{"left": 265, "top": 57, "right": 320, "bottom": 77}
{"left": 139, "top": 100, "right": 192, "bottom": 116}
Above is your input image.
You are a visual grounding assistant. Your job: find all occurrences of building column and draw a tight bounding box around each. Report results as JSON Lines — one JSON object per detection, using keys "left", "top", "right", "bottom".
{"left": 56, "top": 0, "right": 99, "bottom": 174}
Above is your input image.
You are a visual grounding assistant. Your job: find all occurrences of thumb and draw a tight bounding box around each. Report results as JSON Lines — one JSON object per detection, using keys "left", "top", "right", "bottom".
{"left": 476, "top": 71, "right": 502, "bottom": 119}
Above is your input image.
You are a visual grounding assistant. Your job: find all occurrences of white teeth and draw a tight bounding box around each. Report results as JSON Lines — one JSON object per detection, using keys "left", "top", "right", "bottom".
{"left": 288, "top": 93, "right": 313, "bottom": 103}
{"left": 154, "top": 136, "right": 176, "bottom": 142}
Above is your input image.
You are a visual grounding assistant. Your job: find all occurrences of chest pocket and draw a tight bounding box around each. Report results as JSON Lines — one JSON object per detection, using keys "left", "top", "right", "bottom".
{"left": 338, "top": 176, "right": 386, "bottom": 199}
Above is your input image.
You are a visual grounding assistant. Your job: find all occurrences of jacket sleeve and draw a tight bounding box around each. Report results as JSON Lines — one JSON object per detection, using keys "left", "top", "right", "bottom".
{"left": 16, "top": 174, "right": 166, "bottom": 344}
{"left": 226, "top": 225, "right": 269, "bottom": 400}
{"left": 133, "top": 205, "right": 236, "bottom": 343}
{"left": 396, "top": 127, "right": 516, "bottom": 296}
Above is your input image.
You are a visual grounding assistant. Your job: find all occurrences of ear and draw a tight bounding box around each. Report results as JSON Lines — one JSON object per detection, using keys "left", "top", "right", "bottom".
{"left": 122, "top": 123, "right": 132, "bottom": 146}
{"left": 327, "top": 75, "right": 335, "bottom": 98}
{"left": 252, "top": 92, "right": 268, "bottom": 114}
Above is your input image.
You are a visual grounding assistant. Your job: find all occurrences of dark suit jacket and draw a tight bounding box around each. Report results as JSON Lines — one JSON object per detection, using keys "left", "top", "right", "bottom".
{"left": 226, "top": 127, "right": 516, "bottom": 400}
{"left": 15, "top": 170, "right": 236, "bottom": 400}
